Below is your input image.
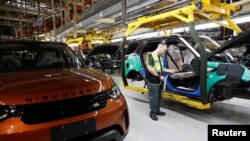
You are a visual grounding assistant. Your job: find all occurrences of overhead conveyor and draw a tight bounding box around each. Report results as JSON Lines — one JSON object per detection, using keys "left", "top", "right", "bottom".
{"left": 65, "top": 32, "right": 111, "bottom": 48}
{"left": 120, "top": 0, "right": 244, "bottom": 110}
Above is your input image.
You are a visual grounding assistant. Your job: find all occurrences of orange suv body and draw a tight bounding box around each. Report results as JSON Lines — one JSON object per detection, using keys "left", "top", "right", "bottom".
{"left": 0, "top": 40, "right": 129, "bottom": 141}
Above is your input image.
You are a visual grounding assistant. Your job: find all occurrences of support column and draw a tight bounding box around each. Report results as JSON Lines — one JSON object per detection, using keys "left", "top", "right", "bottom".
{"left": 10, "top": 0, "right": 15, "bottom": 38}
{"left": 51, "top": 0, "right": 57, "bottom": 41}
{"left": 121, "top": 0, "right": 127, "bottom": 86}
{"left": 64, "top": 0, "right": 70, "bottom": 25}
{"left": 15, "top": 25, "right": 18, "bottom": 39}
{"left": 73, "top": 0, "right": 77, "bottom": 38}
{"left": 25, "top": 0, "right": 29, "bottom": 38}
{"left": 19, "top": 14, "right": 23, "bottom": 39}
{"left": 60, "top": 0, "right": 64, "bottom": 28}
{"left": 82, "top": 0, "right": 85, "bottom": 11}
{"left": 7, "top": 12, "right": 11, "bottom": 26}
{"left": 38, "top": 1, "right": 41, "bottom": 35}
{"left": 189, "top": 22, "right": 208, "bottom": 104}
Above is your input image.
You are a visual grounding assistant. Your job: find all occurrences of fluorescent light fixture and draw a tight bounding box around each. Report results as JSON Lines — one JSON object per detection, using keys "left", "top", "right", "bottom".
{"left": 68, "top": 43, "right": 79, "bottom": 47}
{"left": 37, "top": 33, "right": 45, "bottom": 37}
{"left": 128, "top": 32, "right": 161, "bottom": 40}
{"left": 111, "top": 38, "right": 122, "bottom": 42}
{"left": 91, "top": 40, "right": 104, "bottom": 44}
{"left": 96, "top": 18, "right": 115, "bottom": 24}
{"left": 111, "top": 32, "right": 161, "bottom": 42}
{"left": 234, "top": 14, "right": 250, "bottom": 24}
{"left": 45, "top": 37, "right": 51, "bottom": 41}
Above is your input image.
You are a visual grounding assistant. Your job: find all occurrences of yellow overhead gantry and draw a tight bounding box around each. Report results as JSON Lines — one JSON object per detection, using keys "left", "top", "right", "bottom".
{"left": 65, "top": 32, "right": 111, "bottom": 49}
{"left": 120, "top": 0, "right": 242, "bottom": 109}
{"left": 125, "top": 0, "right": 241, "bottom": 37}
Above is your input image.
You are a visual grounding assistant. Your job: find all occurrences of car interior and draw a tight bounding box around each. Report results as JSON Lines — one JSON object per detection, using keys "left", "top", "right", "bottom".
{"left": 140, "top": 39, "right": 200, "bottom": 91}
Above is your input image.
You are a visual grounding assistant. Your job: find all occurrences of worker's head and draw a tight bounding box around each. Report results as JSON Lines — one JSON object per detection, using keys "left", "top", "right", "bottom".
{"left": 156, "top": 40, "right": 168, "bottom": 55}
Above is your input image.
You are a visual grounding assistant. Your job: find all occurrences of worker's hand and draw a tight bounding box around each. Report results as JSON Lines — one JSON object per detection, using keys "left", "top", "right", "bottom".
{"left": 168, "top": 69, "right": 177, "bottom": 74}
{"left": 160, "top": 76, "right": 165, "bottom": 81}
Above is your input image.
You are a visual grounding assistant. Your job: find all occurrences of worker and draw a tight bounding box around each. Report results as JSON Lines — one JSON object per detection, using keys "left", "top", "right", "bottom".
{"left": 145, "top": 40, "right": 177, "bottom": 121}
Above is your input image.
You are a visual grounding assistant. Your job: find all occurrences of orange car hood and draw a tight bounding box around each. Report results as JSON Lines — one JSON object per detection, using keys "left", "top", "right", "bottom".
{"left": 0, "top": 68, "right": 114, "bottom": 105}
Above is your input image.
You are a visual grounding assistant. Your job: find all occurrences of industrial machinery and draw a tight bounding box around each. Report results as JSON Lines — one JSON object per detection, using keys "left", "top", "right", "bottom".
{"left": 120, "top": 0, "right": 250, "bottom": 109}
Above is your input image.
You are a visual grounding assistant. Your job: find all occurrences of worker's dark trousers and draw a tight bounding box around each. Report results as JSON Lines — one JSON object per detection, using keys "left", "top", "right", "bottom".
{"left": 148, "top": 82, "right": 162, "bottom": 114}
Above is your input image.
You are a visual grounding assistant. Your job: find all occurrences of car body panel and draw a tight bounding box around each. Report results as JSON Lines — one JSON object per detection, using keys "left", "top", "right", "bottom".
{"left": 207, "top": 62, "right": 250, "bottom": 91}
{"left": 0, "top": 40, "right": 129, "bottom": 141}
{"left": 165, "top": 77, "right": 201, "bottom": 96}
{"left": 0, "top": 68, "right": 112, "bottom": 104}
{"left": 125, "top": 54, "right": 144, "bottom": 77}
{"left": 0, "top": 95, "right": 128, "bottom": 141}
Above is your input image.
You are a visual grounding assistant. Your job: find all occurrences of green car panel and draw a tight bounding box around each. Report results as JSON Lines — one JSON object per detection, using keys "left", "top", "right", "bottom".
{"left": 125, "top": 55, "right": 143, "bottom": 77}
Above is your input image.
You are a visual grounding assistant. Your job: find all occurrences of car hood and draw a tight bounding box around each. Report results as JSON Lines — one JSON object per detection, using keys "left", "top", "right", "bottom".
{"left": 0, "top": 68, "right": 113, "bottom": 105}
{"left": 209, "top": 29, "right": 250, "bottom": 57}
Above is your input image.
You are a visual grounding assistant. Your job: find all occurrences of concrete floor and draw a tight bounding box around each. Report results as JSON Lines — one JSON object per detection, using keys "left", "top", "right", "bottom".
{"left": 111, "top": 76, "right": 250, "bottom": 141}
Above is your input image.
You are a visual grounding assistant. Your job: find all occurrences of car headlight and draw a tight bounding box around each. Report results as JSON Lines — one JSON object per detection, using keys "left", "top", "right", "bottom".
{"left": 0, "top": 106, "right": 9, "bottom": 122}
{"left": 107, "top": 84, "right": 121, "bottom": 99}
{"left": 0, "top": 106, "right": 16, "bottom": 122}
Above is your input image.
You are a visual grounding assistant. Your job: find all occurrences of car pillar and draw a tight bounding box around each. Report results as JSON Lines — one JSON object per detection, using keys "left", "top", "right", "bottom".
{"left": 189, "top": 22, "right": 209, "bottom": 104}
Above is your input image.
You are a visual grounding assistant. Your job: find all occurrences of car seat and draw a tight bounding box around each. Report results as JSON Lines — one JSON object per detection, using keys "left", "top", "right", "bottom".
{"left": 167, "top": 44, "right": 195, "bottom": 79}
{"left": 167, "top": 44, "right": 182, "bottom": 70}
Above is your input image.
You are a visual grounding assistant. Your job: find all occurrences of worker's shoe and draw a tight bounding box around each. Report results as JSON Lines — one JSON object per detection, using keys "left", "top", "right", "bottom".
{"left": 150, "top": 113, "right": 158, "bottom": 121}
{"left": 156, "top": 111, "right": 166, "bottom": 116}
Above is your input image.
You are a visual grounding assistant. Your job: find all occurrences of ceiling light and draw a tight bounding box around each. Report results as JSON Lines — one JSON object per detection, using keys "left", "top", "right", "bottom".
{"left": 68, "top": 43, "right": 79, "bottom": 47}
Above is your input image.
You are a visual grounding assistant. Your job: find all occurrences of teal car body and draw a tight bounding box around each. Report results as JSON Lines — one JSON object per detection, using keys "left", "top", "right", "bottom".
{"left": 125, "top": 32, "right": 250, "bottom": 102}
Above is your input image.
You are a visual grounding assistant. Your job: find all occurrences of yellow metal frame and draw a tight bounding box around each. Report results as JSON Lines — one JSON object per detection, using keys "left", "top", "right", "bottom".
{"left": 85, "top": 32, "right": 111, "bottom": 44}
{"left": 122, "top": 0, "right": 242, "bottom": 109}
{"left": 65, "top": 32, "right": 111, "bottom": 47}
{"left": 125, "top": 0, "right": 241, "bottom": 37}
{"left": 65, "top": 37, "right": 84, "bottom": 45}
{"left": 120, "top": 82, "right": 210, "bottom": 109}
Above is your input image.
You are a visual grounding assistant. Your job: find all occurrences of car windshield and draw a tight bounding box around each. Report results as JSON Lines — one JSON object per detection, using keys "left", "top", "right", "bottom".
{"left": 0, "top": 42, "right": 84, "bottom": 72}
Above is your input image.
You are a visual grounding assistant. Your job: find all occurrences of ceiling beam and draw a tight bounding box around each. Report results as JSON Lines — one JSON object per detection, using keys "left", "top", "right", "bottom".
{"left": 0, "top": 16, "right": 33, "bottom": 22}
{"left": 0, "top": 22, "right": 10, "bottom": 26}
{"left": 28, "top": 0, "right": 61, "bottom": 6}
{"left": 0, "top": 6, "right": 47, "bottom": 16}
